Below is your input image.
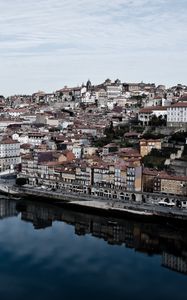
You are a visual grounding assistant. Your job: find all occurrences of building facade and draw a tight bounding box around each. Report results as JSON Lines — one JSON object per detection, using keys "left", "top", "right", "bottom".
{"left": 167, "top": 102, "right": 187, "bottom": 128}
{"left": 140, "top": 139, "right": 162, "bottom": 157}
{"left": 0, "top": 139, "right": 21, "bottom": 171}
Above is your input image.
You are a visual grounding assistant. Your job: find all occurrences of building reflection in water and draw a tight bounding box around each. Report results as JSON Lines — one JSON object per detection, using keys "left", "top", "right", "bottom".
{"left": 13, "top": 199, "right": 187, "bottom": 276}
{"left": 0, "top": 197, "right": 18, "bottom": 219}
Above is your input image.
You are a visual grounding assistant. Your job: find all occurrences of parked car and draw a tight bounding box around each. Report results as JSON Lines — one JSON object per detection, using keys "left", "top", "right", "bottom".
{"left": 158, "top": 200, "right": 175, "bottom": 207}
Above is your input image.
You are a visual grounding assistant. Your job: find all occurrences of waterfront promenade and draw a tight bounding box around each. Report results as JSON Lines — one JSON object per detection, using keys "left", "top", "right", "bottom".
{"left": 69, "top": 199, "right": 187, "bottom": 219}
{"left": 16, "top": 185, "right": 187, "bottom": 222}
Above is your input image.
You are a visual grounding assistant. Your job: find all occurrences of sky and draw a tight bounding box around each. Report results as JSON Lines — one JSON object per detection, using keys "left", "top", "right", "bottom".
{"left": 0, "top": 0, "right": 187, "bottom": 96}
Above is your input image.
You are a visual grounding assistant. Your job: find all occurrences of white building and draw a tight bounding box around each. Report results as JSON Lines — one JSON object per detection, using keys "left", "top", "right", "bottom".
{"left": 95, "top": 88, "right": 108, "bottom": 107}
{"left": 12, "top": 132, "right": 49, "bottom": 146}
{"left": 106, "top": 85, "right": 122, "bottom": 99}
{"left": 81, "top": 92, "right": 96, "bottom": 104}
{"left": 22, "top": 114, "right": 36, "bottom": 124}
{"left": 72, "top": 144, "right": 82, "bottom": 159}
{"left": 60, "top": 120, "right": 74, "bottom": 129}
{"left": 138, "top": 106, "right": 167, "bottom": 125}
{"left": 0, "top": 138, "right": 21, "bottom": 171}
{"left": 5, "top": 109, "right": 27, "bottom": 118}
{"left": 167, "top": 102, "right": 187, "bottom": 128}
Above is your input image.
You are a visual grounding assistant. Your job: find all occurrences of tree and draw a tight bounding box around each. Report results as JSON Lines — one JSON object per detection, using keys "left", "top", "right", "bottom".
{"left": 149, "top": 115, "right": 166, "bottom": 127}
{"left": 104, "top": 121, "right": 115, "bottom": 139}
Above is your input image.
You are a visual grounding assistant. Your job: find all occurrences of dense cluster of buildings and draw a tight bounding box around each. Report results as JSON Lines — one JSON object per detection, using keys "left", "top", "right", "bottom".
{"left": 0, "top": 79, "right": 187, "bottom": 201}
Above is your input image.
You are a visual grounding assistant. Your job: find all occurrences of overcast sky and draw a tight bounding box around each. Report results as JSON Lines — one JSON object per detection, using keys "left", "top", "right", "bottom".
{"left": 0, "top": 0, "right": 187, "bottom": 96}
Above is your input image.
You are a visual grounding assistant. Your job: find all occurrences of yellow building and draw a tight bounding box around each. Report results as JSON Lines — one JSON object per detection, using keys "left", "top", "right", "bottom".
{"left": 160, "top": 176, "right": 187, "bottom": 196}
{"left": 140, "top": 139, "right": 161, "bottom": 157}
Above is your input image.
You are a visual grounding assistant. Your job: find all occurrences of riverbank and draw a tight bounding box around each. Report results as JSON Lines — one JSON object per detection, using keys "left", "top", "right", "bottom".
{"left": 60, "top": 199, "right": 187, "bottom": 223}
{"left": 14, "top": 185, "right": 187, "bottom": 223}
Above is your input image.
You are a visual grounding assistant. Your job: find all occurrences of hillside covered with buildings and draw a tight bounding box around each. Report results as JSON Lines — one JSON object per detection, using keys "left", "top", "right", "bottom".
{"left": 0, "top": 79, "right": 187, "bottom": 201}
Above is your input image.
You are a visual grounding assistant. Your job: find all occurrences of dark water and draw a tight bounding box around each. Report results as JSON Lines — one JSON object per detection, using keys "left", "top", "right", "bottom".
{"left": 0, "top": 198, "right": 187, "bottom": 300}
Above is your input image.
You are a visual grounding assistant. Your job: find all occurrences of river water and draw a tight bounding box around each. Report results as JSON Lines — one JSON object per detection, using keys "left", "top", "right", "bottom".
{"left": 0, "top": 197, "right": 187, "bottom": 300}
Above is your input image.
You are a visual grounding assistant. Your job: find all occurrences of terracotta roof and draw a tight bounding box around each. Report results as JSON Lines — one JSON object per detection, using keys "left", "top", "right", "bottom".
{"left": 140, "top": 139, "right": 161, "bottom": 143}
{"left": 154, "top": 96, "right": 162, "bottom": 99}
{"left": 43, "top": 161, "right": 61, "bottom": 166}
{"left": 36, "top": 152, "right": 54, "bottom": 163}
{"left": 139, "top": 106, "right": 167, "bottom": 113}
{"left": 119, "top": 147, "right": 140, "bottom": 154}
{"left": 178, "top": 94, "right": 187, "bottom": 101}
{"left": 143, "top": 168, "right": 166, "bottom": 176}
{"left": 158, "top": 173, "right": 187, "bottom": 181}
{"left": 143, "top": 168, "right": 187, "bottom": 181}
{"left": 104, "top": 143, "right": 118, "bottom": 148}
{"left": 21, "top": 154, "right": 33, "bottom": 160}
{"left": 0, "top": 138, "right": 19, "bottom": 144}
{"left": 20, "top": 143, "right": 32, "bottom": 149}
{"left": 124, "top": 132, "right": 140, "bottom": 138}
{"left": 170, "top": 102, "right": 187, "bottom": 108}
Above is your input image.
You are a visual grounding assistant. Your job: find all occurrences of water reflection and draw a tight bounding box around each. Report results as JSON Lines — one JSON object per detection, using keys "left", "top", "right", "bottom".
{"left": 12, "top": 198, "right": 187, "bottom": 276}
{"left": 0, "top": 197, "right": 18, "bottom": 219}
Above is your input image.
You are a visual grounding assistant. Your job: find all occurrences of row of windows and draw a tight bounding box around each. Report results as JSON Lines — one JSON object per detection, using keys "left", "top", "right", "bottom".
{"left": 169, "top": 108, "right": 187, "bottom": 111}
{"left": 168, "top": 112, "right": 187, "bottom": 115}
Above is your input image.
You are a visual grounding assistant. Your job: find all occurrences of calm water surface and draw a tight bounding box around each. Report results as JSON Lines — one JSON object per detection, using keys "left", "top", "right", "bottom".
{"left": 0, "top": 198, "right": 187, "bottom": 300}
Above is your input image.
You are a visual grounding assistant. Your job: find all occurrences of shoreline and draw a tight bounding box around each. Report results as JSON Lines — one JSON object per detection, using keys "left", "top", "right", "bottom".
{"left": 14, "top": 185, "right": 187, "bottom": 223}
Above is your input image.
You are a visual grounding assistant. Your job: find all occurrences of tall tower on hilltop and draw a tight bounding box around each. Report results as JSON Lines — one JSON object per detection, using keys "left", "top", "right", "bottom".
{"left": 86, "top": 79, "right": 92, "bottom": 91}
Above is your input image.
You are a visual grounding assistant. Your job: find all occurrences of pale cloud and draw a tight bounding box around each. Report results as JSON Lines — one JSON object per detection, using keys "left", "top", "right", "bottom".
{"left": 0, "top": 0, "right": 186, "bottom": 95}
